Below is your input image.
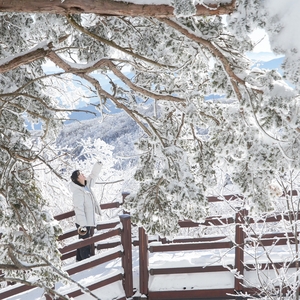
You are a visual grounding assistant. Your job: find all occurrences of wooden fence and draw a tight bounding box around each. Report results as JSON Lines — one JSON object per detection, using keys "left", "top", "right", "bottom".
{"left": 1, "top": 191, "right": 300, "bottom": 299}
{"left": 139, "top": 191, "right": 300, "bottom": 300}
{"left": 0, "top": 193, "right": 131, "bottom": 300}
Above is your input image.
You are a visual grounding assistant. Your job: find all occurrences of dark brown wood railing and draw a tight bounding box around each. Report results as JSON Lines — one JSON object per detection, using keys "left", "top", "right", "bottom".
{"left": 0, "top": 193, "right": 130, "bottom": 300}
{"left": 1, "top": 191, "right": 300, "bottom": 300}
{"left": 139, "top": 193, "right": 300, "bottom": 300}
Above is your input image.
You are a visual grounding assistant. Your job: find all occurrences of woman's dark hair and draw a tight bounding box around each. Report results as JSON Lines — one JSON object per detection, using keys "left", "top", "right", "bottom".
{"left": 71, "top": 170, "right": 80, "bottom": 181}
{"left": 71, "top": 170, "right": 85, "bottom": 187}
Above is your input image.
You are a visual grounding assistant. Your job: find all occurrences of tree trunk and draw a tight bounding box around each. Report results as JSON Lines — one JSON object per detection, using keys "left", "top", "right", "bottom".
{"left": 0, "top": 0, "right": 235, "bottom": 17}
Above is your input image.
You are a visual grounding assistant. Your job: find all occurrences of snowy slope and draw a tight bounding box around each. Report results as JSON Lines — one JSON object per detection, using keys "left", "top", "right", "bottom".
{"left": 57, "top": 111, "right": 141, "bottom": 169}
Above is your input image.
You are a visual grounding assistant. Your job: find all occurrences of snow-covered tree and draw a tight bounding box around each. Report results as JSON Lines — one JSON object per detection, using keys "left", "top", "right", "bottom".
{"left": 2, "top": 0, "right": 300, "bottom": 294}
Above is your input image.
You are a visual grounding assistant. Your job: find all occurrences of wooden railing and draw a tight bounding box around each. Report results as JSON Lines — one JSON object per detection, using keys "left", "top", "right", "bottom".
{"left": 138, "top": 193, "right": 300, "bottom": 300}
{"left": 1, "top": 191, "right": 300, "bottom": 300}
{"left": 0, "top": 193, "right": 131, "bottom": 300}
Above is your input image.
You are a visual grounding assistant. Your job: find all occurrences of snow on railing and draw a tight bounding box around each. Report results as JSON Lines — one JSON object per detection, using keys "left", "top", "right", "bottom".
{"left": 2, "top": 191, "right": 300, "bottom": 299}
{"left": 0, "top": 195, "right": 131, "bottom": 300}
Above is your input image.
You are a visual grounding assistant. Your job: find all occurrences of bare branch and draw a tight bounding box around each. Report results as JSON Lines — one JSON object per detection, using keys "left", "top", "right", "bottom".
{"left": 0, "top": 0, "right": 236, "bottom": 17}
{"left": 105, "top": 60, "right": 185, "bottom": 103}
{"left": 0, "top": 276, "right": 71, "bottom": 300}
{"left": 0, "top": 43, "right": 52, "bottom": 74}
{"left": 46, "top": 51, "right": 179, "bottom": 106}
{"left": 45, "top": 50, "right": 187, "bottom": 136}
{"left": 2, "top": 92, "right": 97, "bottom": 117}
{"left": 160, "top": 18, "right": 252, "bottom": 101}
{"left": 80, "top": 72, "right": 153, "bottom": 136}
{"left": 66, "top": 14, "right": 173, "bottom": 68}
{"left": 6, "top": 244, "right": 48, "bottom": 270}
{"left": 0, "top": 35, "right": 69, "bottom": 74}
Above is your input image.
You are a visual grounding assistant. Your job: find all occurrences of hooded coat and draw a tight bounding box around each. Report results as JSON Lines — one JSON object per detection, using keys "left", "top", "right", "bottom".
{"left": 69, "top": 162, "right": 102, "bottom": 227}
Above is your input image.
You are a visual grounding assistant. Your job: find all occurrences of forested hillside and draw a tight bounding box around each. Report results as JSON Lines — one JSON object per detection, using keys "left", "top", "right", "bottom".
{"left": 57, "top": 111, "right": 140, "bottom": 169}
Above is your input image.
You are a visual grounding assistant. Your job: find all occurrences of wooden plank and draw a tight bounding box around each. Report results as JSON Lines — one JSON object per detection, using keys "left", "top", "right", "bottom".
{"left": 178, "top": 216, "right": 234, "bottom": 228}
{"left": 206, "top": 190, "right": 297, "bottom": 203}
{"left": 54, "top": 210, "right": 75, "bottom": 221}
{"left": 54, "top": 202, "right": 122, "bottom": 221}
{"left": 133, "top": 238, "right": 157, "bottom": 246}
{"left": 96, "top": 241, "right": 121, "bottom": 250}
{"left": 148, "top": 289, "right": 235, "bottom": 299}
{"left": 100, "top": 202, "right": 122, "bottom": 209}
{"left": 58, "top": 221, "right": 120, "bottom": 241}
{"left": 66, "top": 251, "right": 123, "bottom": 275}
{"left": 65, "top": 273, "right": 123, "bottom": 298}
{"left": 247, "top": 232, "right": 300, "bottom": 246}
{"left": 61, "top": 250, "right": 77, "bottom": 260}
{"left": 96, "top": 221, "right": 120, "bottom": 230}
{"left": 0, "top": 284, "right": 36, "bottom": 299}
{"left": 58, "top": 229, "right": 77, "bottom": 240}
{"left": 150, "top": 265, "right": 234, "bottom": 275}
{"left": 253, "top": 232, "right": 296, "bottom": 239}
{"left": 248, "top": 211, "right": 300, "bottom": 224}
{"left": 133, "top": 235, "right": 228, "bottom": 246}
{"left": 258, "top": 238, "right": 294, "bottom": 247}
{"left": 207, "top": 194, "right": 244, "bottom": 202}
{"left": 172, "top": 236, "right": 228, "bottom": 243}
{"left": 245, "top": 261, "right": 298, "bottom": 271}
{"left": 234, "top": 209, "right": 246, "bottom": 292}
{"left": 149, "top": 241, "right": 233, "bottom": 253}
{"left": 59, "top": 228, "right": 121, "bottom": 254}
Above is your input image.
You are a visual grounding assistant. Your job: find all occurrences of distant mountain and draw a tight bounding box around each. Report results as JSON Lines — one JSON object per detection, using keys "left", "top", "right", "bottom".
{"left": 57, "top": 111, "right": 140, "bottom": 168}
{"left": 65, "top": 104, "right": 101, "bottom": 124}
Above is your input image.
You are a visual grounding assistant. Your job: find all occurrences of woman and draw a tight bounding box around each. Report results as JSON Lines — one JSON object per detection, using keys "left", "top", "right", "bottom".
{"left": 69, "top": 161, "right": 103, "bottom": 261}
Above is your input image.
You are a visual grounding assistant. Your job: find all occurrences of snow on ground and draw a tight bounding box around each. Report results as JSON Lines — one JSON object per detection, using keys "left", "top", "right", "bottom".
{"left": 4, "top": 247, "right": 126, "bottom": 300}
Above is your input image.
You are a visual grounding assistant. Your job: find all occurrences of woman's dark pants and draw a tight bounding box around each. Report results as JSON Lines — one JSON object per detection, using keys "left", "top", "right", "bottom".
{"left": 75, "top": 224, "right": 91, "bottom": 261}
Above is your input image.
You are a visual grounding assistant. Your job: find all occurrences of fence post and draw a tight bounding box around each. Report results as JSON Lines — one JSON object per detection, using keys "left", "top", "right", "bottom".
{"left": 119, "top": 214, "right": 133, "bottom": 298}
{"left": 139, "top": 227, "right": 149, "bottom": 296}
{"left": 122, "top": 192, "right": 130, "bottom": 203}
{"left": 234, "top": 209, "right": 246, "bottom": 292}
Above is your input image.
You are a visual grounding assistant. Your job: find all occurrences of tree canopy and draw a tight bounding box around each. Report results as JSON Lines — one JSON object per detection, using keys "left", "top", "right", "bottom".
{"left": 1, "top": 0, "right": 300, "bottom": 295}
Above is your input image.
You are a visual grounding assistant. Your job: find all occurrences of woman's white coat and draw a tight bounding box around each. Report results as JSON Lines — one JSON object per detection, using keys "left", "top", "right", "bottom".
{"left": 69, "top": 162, "right": 102, "bottom": 227}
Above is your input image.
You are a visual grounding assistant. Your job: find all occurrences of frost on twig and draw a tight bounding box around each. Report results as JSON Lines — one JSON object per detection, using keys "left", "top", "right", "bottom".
{"left": 172, "top": 0, "right": 197, "bottom": 17}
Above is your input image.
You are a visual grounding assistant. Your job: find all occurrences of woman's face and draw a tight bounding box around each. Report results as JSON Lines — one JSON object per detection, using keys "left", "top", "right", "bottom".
{"left": 77, "top": 172, "right": 86, "bottom": 185}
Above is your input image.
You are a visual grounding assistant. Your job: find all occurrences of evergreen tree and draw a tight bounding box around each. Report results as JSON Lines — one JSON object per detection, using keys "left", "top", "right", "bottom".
{"left": 1, "top": 0, "right": 300, "bottom": 292}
